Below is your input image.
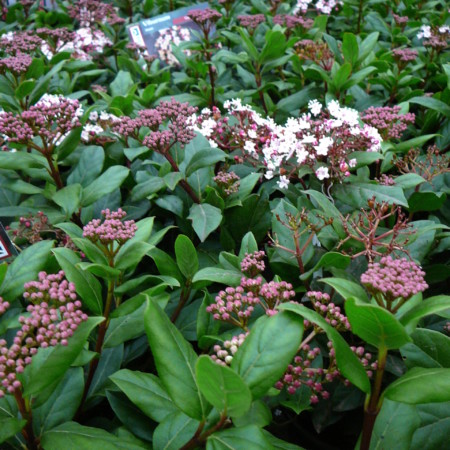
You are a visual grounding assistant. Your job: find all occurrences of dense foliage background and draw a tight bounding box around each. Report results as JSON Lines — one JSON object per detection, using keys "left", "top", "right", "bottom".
{"left": 0, "top": 0, "right": 449, "bottom": 449}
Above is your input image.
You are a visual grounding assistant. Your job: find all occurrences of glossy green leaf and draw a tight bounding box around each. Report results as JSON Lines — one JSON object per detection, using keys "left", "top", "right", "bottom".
{"left": 206, "top": 425, "right": 273, "bottom": 450}
{"left": 0, "top": 417, "right": 27, "bottom": 444}
{"left": 41, "top": 421, "right": 146, "bottom": 450}
{"left": 185, "top": 148, "right": 226, "bottom": 177}
{"left": 53, "top": 184, "right": 82, "bottom": 217}
{"left": 188, "top": 203, "right": 223, "bottom": 242}
{"left": 153, "top": 410, "right": 199, "bottom": 450}
{"left": 196, "top": 356, "right": 252, "bottom": 417}
{"left": 345, "top": 298, "right": 411, "bottom": 350}
{"left": 279, "top": 303, "right": 370, "bottom": 394}
{"left": 81, "top": 166, "right": 129, "bottom": 206}
{"left": 300, "top": 253, "right": 351, "bottom": 280}
{"left": 71, "top": 237, "right": 108, "bottom": 265}
{"left": 342, "top": 33, "right": 359, "bottom": 67}
{"left": 114, "top": 241, "right": 153, "bottom": 271}
{"left": 320, "top": 277, "right": 368, "bottom": 302}
{"left": 399, "top": 295, "right": 450, "bottom": 330}
{"left": 144, "top": 298, "right": 208, "bottom": 420}
{"left": 23, "top": 317, "right": 104, "bottom": 398}
{"left": 231, "top": 312, "right": 303, "bottom": 399}
{"left": 175, "top": 235, "right": 199, "bottom": 280}
{"left": 0, "top": 240, "right": 53, "bottom": 302}
{"left": 384, "top": 368, "right": 450, "bottom": 404}
{"left": 110, "top": 369, "right": 179, "bottom": 423}
{"left": 370, "top": 399, "right": 420, "bottom": 450}
{"left": 53, "top": 248, "right": 103, "bottom": 315}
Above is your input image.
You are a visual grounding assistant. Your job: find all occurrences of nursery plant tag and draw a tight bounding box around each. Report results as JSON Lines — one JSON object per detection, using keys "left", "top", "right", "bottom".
{"left": 127, "top": 2, "right": 210, "bottom": 66}
{"left": 0, "top": 222, "right": 17, "bottom": 261}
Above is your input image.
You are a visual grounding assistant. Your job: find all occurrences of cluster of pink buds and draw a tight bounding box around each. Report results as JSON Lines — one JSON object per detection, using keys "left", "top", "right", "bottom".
{"left": 206, "top": 286, "right": 259, "bottom": 329}
{"left": 307, "top": 291, "right": 351, "bottom": 331}
{"left": 349, "top": 346, "right": 377, "bottom": 380}
{"left": 237, "top": 14, "right": 266, "bottom": 30}
{"left": 240, "top": 250, "right": 265, "bottom": 277}
{"left": 273, "top": 14, "right": 313, "bottom": 31}
{"left": 392, "top": 48, "right": 418, "bottom": 64}
{"left": 83, "top": 208, "right": 137, "bottom": 246}
{"left": 377, "top": 174, "right": 396, "bottom": 186}
{"left": 112, "top": 99, "right": 197, "bottom": 153}
{"left": 0, "top": 31, "right": 44, "bottom": 55}
{"left": 276, "top": 343, "right": 338, "bottom": 403}
{"left": 361, "top": 256, "right": 428, "bottom": 303}
{"left": 67, "top": 0, "right": 123, "bottom": 28}
{"left": 211, "top": 333, "right": 247, "bottom": 366}
{"left": 0, "top": 94, "right": 82, "bottom": 149}
{"left": 188, "top": 8, "right": 223, "bottom": 25}
{"left": 0, "top": 272, "right": 88, "bottom": 397}
{"left": 361, "top": 106, "right": 415, "bottom": 140}
{"left": 259, "top": 281, "right": 296, "bottom": 316}
{"left": 213, "top": 170, "right": 240, "bottom": 196}
{"left": 0, "top": 53, "right": 33, "bottom": 75}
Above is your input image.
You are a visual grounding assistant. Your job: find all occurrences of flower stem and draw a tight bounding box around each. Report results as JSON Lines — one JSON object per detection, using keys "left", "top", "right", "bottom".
{"left": 14, "top": 389, "right": 38, "bottom": 450}
{"left": 360, "top": 346, "right": 387, "bottom": 450}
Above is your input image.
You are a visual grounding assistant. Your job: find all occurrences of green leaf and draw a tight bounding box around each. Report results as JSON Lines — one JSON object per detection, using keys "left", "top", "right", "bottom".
{"left": 370, "top": 399, "right": 420, "bottom": 450}
{"left": 33, "top": 368, "right": 84, "bottom": 432}
{"left": 300, "top": 253, "right": 351, "bottom": 280}
{"left": 206, "top": 425, "right": 273, "bottom": 450}
{"left": 15, "top": 79, "right": 36, "bottom": 100}
{"left": 40, "top": 421, "right": 146, "bottom": 450}
{"left": 144, "top": 299, "right": 208, "bottom": 420}
{"left": 400, "top": 329, "right": 450, "bottom": 369}
{"left": 196, "top": 356, "right": 252, "bottom": 417}
{"left": 175, "top": 235, "right": 199, "bottom": 280}
{"left": 185, "top": 148, "right": 226, "bottom": 177}
{"left": 78, "top": 262, "right": 121, "bottom": 280}
{"left": 81, "top": 166, "right": 129, "bottom": 206}
{"left": 394, "top": 134, "right": 439, "bottom": 153}
{"left": 346, "top": 298, "right": 411, "bottom": 350}
{"left": 110, "top": 370, "right": 179, "bottom": 423}
{"left": 411, "top": 403, "right": 450, "bottom": 450}
{"left": 71, "top": 237, "right": 108, "bottom": 265}
{"left": 399, "top": 295, "right": 450, "bottom": 330}
{"left": 238, "top": 232, "right": 258, "bottom": 260}
{"left": 233, "top": 400, "right": 272, "bottom": 428}
{"left": 148, "top": 247, "right": 183, "bottom": 283}
{"left": 231, "top": 312, "right": 303, "bottom": 399}
{"left": 320, "top": 277, "right": 369, "bottom": 302}
{"left": 52, "top": 248, "right": 103, "bottom": 315}
{"left": 279, "top": 303, "right": 370, "bottom": 394}
{"left": 110, "top": 70, "right": 135, "bottom": 97}
{"left": 53, "top": 184, "right": 82, "bottom": 217}
{"left": 408, "top": 192, "right": 447, "bottom": 213}
{"left": 0, "top": 263, "right": 7, "bottom": 287}
{"left": 23, "top": 317, "right": 104, "bottom": 398}
{"left": 114, "top": 241, "right": 153, "bottom": 271}
{"left": 357, "top": 32, "right": 379, "bottom": 65}
{"left": 0, "top": 151, "right": 46, "bottom": 170}
{"left": 0, "top": 240, "right": 53, "bottom": 302}
{"left": 334, "top": 182, "right": 408, "bottom": 208}
{"left": 408, "top": 97, "right": 450, "bottom": 118}
{"left": 332, "top": 62, "right": 352, "bottom": 90}
{"left": 153, "top": 410, "right": 199, "bottom": 450}
{"left": 0, "top": 417, "right": 27, "bottom": 444}
{"left": 67, "top": 146, "right": 105, "bottom": 187}
{"left": 384, "top": 368, "right": 450, "bottom": 404}
{"left": 342, "top": 33, "right": 359, "bottom": 67}
{"left": 192, "top": 267, "right": 242, "bottom": 286}
{"left": 56, "top": 127, "right": 82, "bottom": 160}
{"left": 394, "top": 174, "right": 426, "bottom": 189}
{"left": 188, "top": 204, "right": 222, "bottom": 242}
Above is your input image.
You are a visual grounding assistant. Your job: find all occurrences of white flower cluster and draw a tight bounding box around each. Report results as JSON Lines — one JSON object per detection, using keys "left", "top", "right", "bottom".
{"left": 81, "top": 111, "right": 120, "bottom": 142}
{"left": 154, "top": 26, "right": 192, "bottom": 65}
{"left": 192, "top": 99, "right": 381, "bottom": 189}
{"left": 417, "top": 24, "right": 450, "bottom": 40}
{"left": 294, "top": 0, "right": 343, "bottom": 15}
{"left": 41, "top": 28, "right": 112, "bottom": 61}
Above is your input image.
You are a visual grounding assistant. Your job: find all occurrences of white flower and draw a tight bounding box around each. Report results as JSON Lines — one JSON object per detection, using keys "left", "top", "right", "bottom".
{"left": 316, "top": 166, "right": 330, "bottom": 180}
{"left": 89, "top": 111, "right": 99, "bottom": 122}
{"left": 248, "top": 129, "right": 257, "bottom": 139}
{"left": 314, "top": 136, "right": 333, "bottom": 156}
{"left": 265, "top": 170, "right": 274, "bottom": 180}
{"left": 244, "top": 140, "right": 257, "bottom": 155}
{"left": 277, "top": 175, "right": 290, "bottom": 189}
{"left": 81, "top": 124, "right": 103, "bottom": 142}
{"left": 417, "top": 25, "right": 431, "bottom": 39}
{"left": 308, "top": 99, "right": 322, "bottom": 116}
{"left": 349, "top": 158, "right": 357, "bottom": 168}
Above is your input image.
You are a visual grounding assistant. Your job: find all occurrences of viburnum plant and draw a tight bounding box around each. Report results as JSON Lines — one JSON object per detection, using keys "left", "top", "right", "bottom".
{"left": 0, "top": 0, "right": 449, "bottom": 450}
